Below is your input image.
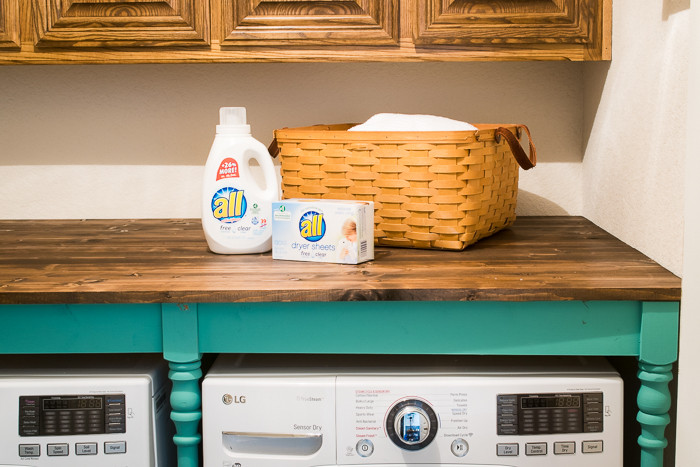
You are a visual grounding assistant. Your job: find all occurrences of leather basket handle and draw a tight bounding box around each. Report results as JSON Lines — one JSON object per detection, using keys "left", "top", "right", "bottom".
{"left": 268, "top": 138, "right": 280, "bottom": 158}
{"left": 495, "top": 125, "right": 536, "bottom": 170}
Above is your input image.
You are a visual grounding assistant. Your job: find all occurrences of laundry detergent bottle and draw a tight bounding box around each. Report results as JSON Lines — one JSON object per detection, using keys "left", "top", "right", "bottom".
{"left": 202, "top": 107, "right": 279, "bottom": 254}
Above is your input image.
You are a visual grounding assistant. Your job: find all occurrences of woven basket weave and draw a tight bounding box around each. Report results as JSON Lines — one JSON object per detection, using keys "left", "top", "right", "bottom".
{"left": 272, "top": 123, "right": 536, "bottom": 250}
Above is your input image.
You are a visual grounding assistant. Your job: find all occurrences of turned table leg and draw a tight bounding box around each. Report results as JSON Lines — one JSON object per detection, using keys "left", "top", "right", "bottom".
{"left": 637, "top": 362, "right": 673, "bottom": 467}
{"left": 637, "top": 302, "right": 679, "bottom": 467}
{"left": 169, "top": 359, "right": 203, "bottom": 467}
{"left": 163, "top": 303, "right": 202, "bottom": 467}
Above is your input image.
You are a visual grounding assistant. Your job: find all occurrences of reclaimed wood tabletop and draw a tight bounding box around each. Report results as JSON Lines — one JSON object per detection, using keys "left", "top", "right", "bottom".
{"left": 0, "top": 216, "right": 681, "bottom": 304}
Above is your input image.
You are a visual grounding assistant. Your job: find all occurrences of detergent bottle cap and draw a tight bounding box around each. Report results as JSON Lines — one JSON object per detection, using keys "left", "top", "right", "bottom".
{"left": 217, "top": 107, "right": 251, "bottom": 134}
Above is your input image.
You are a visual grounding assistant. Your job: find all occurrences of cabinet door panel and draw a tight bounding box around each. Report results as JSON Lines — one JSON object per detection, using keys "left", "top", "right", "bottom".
{"left": 221, "top": 0, "right": 399, "bottom": 46}
{"left": 416, "top": 0, "right": 603, "bottom": 51}
{"left": 33, "top": 0, "right": 210, "bottom": 47}
{"left": 0, "top": 0, "right": 20, "bottom": 49}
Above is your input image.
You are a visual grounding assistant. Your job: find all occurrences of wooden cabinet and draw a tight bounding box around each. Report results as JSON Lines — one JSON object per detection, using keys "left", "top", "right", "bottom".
{"left": 0, "top": 0, "right": 611, "bottom": 63}
{"left": 32, "top": 0, "right": 210, "bottom": 47}
{"left": 0, "top": 0, "right": 20, "bottom": 49}
{"left": 415, "top": 0, "right": 609, "bottom": 60}
{"left": 220, "top": 0, "right": 399, "bottom": 46}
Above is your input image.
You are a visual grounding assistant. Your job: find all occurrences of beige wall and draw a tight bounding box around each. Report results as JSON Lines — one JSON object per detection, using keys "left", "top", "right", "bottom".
{"left": 0, "top": 61, "right": 584, "bottom": 220}
{"left": 583, "top": 0, "right": 688, "bottom": 275}
{"left": 676, "top": 1, "right": 699, "bottom": 466}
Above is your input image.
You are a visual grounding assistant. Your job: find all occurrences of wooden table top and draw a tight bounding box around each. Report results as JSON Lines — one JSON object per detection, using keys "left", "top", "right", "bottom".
{"left": 0, "top": 217, "right": 681, "bottom": 304}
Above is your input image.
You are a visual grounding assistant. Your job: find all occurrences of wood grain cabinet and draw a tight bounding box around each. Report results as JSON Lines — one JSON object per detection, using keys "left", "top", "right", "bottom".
{"left": 0, "top": 0, "right": 20, "bottom": 49}
{"left": 219, "top": 0, "right": 399, "bottom": 46}
{"left": 0, "top": 0, "right": 610, "bottom": 63}
{"left": 415, "top": 0, "right": 610, "bottom": 60}
{"left": 32, "top": 0, "right": 210, "bottom": 47}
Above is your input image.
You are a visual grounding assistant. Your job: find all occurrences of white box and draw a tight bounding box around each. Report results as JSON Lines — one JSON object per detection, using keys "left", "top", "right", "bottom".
{"left": 272, "top": 199, "right": 374, "bottom": 264}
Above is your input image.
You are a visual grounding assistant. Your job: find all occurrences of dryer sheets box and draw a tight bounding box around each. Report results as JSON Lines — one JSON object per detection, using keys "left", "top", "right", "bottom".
{"left": 272, "top": 199, "right": 374, "bottom": 264}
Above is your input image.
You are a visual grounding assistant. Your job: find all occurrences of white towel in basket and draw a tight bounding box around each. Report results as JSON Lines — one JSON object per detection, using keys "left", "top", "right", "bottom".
{"left": 348, "top": 113, "right": 477, "bottom": 132}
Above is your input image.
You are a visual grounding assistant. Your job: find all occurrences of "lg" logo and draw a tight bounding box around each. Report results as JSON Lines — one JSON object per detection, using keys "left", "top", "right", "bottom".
{"left": 222, "top": 394, "right": 247, "bottom": 405}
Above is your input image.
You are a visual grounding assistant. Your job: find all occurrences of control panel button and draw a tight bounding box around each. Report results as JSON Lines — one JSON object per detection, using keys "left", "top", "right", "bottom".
{"left": 356, "top": 439, "right": 374, "bottom": 457}
{"left": 47, "top": 443, "right": 69, "bottom": 456}
{"left": 586, "top": 402, "right": 603, "bottom": 412}
{"left": 586, "top": 421, "right": 604, "bottom": 432}
{"left": 498, "top": 395, "right": 518, "bottom": 404}
{"left": 584, "top": 393, "right": 603, "bottom": 403}
{"left": 554, "top": 441, "right": 576, "bottom": 454}
{"left": 76, "top": 442, "right": 98, "bottom": 455}
{"left": 525, "top": 442, "right": 547, "bottom": 455}
{"left": 105, "top": 441, "right": 127, "bottom": 454}
{"left": 451, "top": 438, "right": 469, "bottom": 457}
{"left": 497, "top": 443, "right": 519, "bottom": 456}
{"left": 19, "top": 444, "right": 40, "bottom": 457}
{"left": 498, "top": 425, "right": 518, "bottom": 435}
{"left": 582, "top": 440, "right": 604, "bottom": 453}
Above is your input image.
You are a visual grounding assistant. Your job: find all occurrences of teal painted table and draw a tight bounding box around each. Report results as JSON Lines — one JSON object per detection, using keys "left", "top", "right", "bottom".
{"left": 0, "top": 217, "right": 681, "bottom": 467}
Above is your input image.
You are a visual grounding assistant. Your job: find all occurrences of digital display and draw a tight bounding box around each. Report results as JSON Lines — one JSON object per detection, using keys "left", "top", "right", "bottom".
{"left": 42, "top": 396, "right": 103, "bottom": 410}
{"left": 521, "top": 395, "right": 580, "bottom": 409}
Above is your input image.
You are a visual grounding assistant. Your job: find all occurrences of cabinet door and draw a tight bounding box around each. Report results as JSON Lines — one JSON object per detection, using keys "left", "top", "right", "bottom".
{"left": 32, "top": 0, "right": 210, "bottom": 47}
{"left": 415, "top": 0, "right": 609, "bottom": 59}
{"left": 221, "top": 0, "right": 399, "bottom": 46}
{"left": 0, "top": 0, "right": 20, "bottom": 49}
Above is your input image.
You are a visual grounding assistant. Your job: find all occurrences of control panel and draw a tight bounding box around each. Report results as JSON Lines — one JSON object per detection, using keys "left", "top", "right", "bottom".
{"left": 0, "top": 354, "right": 174, "bottom": 466}
{"left": 497, "top": 392, "right": 604, "bottom": 436}
{"left": 203, "top": 355, "right": 624, "bottom": 467}
{"left": 19, "top": 394, "right": 126, "bottom": 437}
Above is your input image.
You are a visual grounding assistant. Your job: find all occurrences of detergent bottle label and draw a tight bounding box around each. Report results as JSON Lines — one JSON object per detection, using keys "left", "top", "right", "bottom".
{"left": 212, "top": 187, "right": 247, "bottom": 222}
{"left": 216, "top": 157, "right": 239, "bottom": 181}
{"left": 209, "top": 187, "right": 269, "bottom": 240}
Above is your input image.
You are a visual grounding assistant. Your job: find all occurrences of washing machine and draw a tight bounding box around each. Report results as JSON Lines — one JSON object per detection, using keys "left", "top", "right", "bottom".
{"left": 202, "top": 354, "right": 623, "bottom": 467}
{"left": 0, "top": 354, "right": 174, "bottom": 466}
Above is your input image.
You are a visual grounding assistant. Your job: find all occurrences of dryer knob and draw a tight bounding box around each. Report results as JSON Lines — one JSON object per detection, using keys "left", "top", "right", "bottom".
{"left": 386, "top": 399, "right": 438, "bottom": 451}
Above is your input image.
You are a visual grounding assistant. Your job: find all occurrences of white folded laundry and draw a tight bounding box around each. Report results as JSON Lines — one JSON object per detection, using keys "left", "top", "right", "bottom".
{"left": 348, "top": 113, "right": 477, "bottom": 132}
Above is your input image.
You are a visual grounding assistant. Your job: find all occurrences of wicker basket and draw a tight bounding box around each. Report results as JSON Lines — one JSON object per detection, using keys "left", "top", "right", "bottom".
{"left": 271, "top": 123, "right": 536, "bottom": 250}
